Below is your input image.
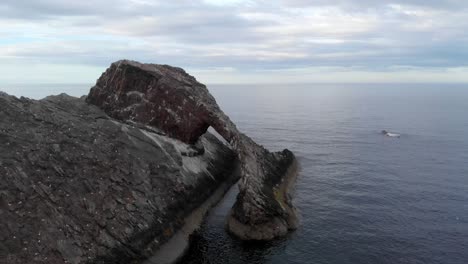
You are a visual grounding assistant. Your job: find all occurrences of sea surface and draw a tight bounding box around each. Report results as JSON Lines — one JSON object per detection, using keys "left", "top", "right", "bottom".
{"left": 2, "top": 83, "right": 468, "bottom": 264}
{"left": 182, "top": 84, "right": 468, "bottom": 264}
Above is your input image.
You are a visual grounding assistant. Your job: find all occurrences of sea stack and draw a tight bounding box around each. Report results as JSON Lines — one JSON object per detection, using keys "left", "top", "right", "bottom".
{"left": 87, "top": 60, "right": 298, "bottom": 240}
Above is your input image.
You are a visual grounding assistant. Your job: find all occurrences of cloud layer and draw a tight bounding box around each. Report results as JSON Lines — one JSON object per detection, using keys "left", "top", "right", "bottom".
{"left": 1, "top": 0, "right": 468, "bottom": 83}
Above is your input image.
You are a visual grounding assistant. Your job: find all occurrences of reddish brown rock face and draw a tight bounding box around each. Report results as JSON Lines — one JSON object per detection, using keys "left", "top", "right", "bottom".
{"left": 87, "top": 60, "right": 298, "bottom": 240}
{"left": 87, "top": 61, "right": 220, "bottom": 144}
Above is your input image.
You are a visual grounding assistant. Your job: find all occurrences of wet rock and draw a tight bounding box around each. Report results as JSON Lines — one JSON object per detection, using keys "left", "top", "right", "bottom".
{"left": 87, "top": 60, "right": 298, "bottom": 240}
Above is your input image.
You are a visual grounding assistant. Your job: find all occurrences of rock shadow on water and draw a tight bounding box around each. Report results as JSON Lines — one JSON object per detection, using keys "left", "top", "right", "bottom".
{"left": 180, "top": 229, "right": 291, "bottom": 264}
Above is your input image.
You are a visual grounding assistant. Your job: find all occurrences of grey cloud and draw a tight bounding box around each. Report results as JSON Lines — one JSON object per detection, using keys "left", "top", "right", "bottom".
{"left": 0, "top": 0, "right": 148, "bottom": 19}
{"left": 2, "top": 0, "right": 466, "bottom": 21}
{"left": 278, "top": 0, "right": 468, "bottom": 10}
{"left": 0, "top": 0, "right": 467, "bottom": 75}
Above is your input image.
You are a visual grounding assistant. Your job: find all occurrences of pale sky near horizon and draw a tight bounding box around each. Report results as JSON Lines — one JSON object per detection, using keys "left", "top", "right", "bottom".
{"left": 1, "top": 0, "right": 468, "bottom": 84}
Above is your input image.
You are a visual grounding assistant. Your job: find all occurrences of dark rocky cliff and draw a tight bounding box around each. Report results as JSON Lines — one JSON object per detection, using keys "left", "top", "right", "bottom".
{"left": 0, "top": 59, "right": 298, "bottom": 263}
{"left": 0, "top": 93, "right": 238, "bottom": 263}
{"left": 87, "top": 60, "right": 298, "bottom": 240}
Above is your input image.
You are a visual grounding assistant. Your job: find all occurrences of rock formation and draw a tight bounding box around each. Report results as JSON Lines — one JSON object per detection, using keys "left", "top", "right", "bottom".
{"left": 87, "top": 60, "right": 298, "bottom": 240}
{"left": 1, "top": 59, "right": 298, "bottom": 263}
{"left": 0, "top": 93, "right": 238, "bottom": 263}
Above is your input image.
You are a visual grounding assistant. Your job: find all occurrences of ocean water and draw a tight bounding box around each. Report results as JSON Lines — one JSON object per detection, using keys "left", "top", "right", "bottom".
{"left": 2, "top": 83, "right": 468, "bottom": 264}
{"left": 181, "top": 84, "right": 468, "bottom": 264}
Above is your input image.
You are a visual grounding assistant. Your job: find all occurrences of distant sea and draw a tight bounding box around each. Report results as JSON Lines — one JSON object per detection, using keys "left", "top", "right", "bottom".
{"left": 3, "top": 83, "right": 468, "bottom": 264}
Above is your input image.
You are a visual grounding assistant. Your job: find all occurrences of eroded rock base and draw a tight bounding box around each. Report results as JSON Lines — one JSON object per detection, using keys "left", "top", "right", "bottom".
{"left": 226, "top": 157, "right": 299, "bottom": 240}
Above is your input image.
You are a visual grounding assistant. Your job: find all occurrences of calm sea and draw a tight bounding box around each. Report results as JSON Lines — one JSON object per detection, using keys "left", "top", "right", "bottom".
{"left": 2, "top": 83, "right": 468, "bottom": 264}
{"left": 182, "top": 84, "right": 468, "bottom": 264}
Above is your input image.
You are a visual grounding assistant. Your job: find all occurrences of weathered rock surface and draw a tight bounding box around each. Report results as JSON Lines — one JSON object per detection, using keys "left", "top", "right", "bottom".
{"left": 0, "top": 93, "right": 238, "bottom": 263}
{"left": 87, "top": 60, "right": 298, "bottom": 240}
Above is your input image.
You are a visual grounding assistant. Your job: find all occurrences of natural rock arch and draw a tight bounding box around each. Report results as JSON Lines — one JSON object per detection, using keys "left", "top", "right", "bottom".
{"left": 86, "top": 60, "right": 298, "bottom": 240}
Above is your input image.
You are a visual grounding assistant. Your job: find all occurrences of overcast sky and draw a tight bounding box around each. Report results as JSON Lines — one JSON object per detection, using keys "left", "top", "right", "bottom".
{"left": 1, "top": 0, "right": 468, "bottom": 84}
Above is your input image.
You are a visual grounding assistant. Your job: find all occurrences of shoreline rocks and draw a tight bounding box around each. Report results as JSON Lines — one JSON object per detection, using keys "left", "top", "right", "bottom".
{"left": 144, "top": 162, "right": 240, "bottom": 264}
{"left": 86, "top": 60, "right": 298, "bottom": 241}
{"left": 0, "top": 93, "right": 238, "bottom": 263}
{"left": 1, "top": 59, "right": 299, "bottom": 263}
{"left": 226, "top": 152, "right": 299, "bottom": 240}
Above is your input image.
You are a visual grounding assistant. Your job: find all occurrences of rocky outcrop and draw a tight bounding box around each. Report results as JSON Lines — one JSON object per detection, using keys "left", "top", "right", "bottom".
{"left": 1, "top": 59, "right": 298, "bottom": 264}
{"left": 87, "top": 60, "right": 298, "bottom": 240}
{"left": 0, "top": 93, "right": 238, "bottom": 263}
